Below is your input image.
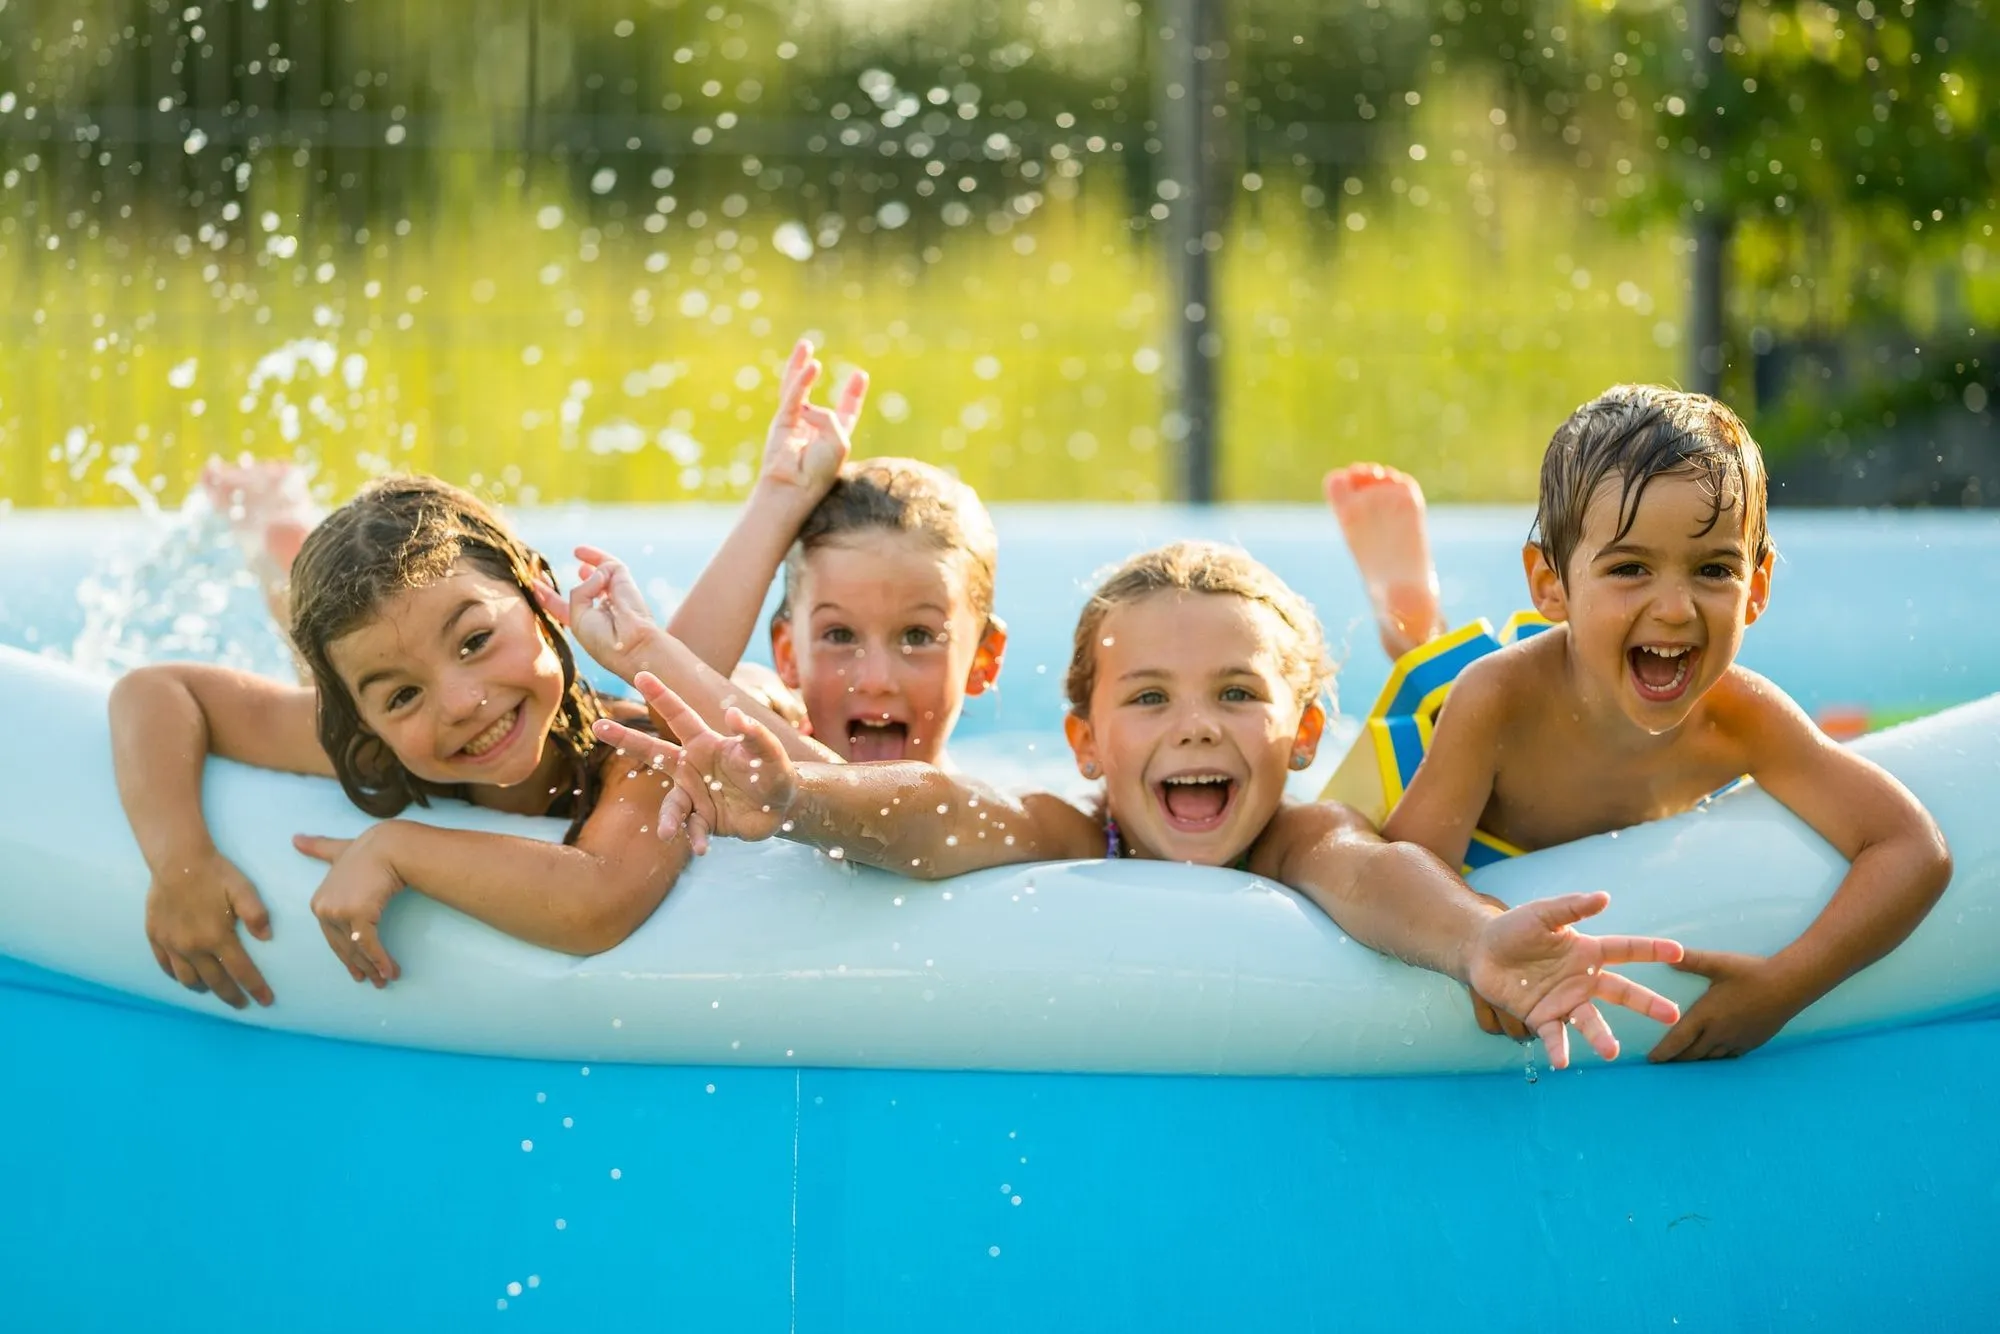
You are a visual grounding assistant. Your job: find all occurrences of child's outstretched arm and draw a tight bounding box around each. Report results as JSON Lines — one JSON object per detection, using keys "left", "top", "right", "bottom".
{"left": 535, "top": 546, "right": 838, "bottom": 764}
{"left": 1255, "top": 802, "right": 1685, "bottom": 1067}
{"left": 592, "top": 675, "right": 1101, "bottom": 875}
{"left": 292, "top": 761, "right": 691, "bottom": 986}
{"left": 665, "top": 339, "right": 867, "bottom": 675}
{"left": 110, "top": 663, "right": 333, "bottom": 1008}
{"left": 1648, "top": 676, "right": 1953, "bottom": 1062}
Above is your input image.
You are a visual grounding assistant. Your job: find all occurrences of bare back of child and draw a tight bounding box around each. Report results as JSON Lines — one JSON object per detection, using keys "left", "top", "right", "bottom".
{"left": 1334, "top": 387, "right": 1951, "bottom": 1061}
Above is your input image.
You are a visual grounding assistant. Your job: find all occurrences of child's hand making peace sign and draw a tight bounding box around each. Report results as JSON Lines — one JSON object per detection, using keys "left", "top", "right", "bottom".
{"left": 760, "top": 338, "right": 867, "bottom": 499}
{"left": 593, "top": 673, "right": 799, "bottom": 854}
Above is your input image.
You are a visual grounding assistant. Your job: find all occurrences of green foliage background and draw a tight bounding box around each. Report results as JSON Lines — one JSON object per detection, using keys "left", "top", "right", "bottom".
{"left": 0, "top": 0, "right": 1991, "bottom": 507}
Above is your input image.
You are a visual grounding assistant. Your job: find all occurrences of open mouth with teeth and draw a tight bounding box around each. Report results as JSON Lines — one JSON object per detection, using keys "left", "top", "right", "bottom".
{"left": 845, "top": 717, "right": 911, "bottom": 763}
{"left": 1154, "top": 773, "right": 1237, "bottom": 832}
{"left": 1628, "top": 644, "right": 1699, "bottom": 703}
{"left": 458, "top": 704, "right": 524, "bottom": 762}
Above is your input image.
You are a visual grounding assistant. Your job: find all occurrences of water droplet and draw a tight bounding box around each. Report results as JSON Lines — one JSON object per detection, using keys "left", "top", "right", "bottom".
{"left": 521, "top": 1139, "right": 534, "bottom": 1152}
{"left": 610, "top": 1168, "right": 623, "bottom": 1180}
{"left": 988, "top": 1246, "right": 1001, "bottom": 1258}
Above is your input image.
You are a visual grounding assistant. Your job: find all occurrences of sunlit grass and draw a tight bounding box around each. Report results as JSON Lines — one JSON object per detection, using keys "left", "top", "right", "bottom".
{"left": 1, "top": 140, "right": 1683, "bottom": 509}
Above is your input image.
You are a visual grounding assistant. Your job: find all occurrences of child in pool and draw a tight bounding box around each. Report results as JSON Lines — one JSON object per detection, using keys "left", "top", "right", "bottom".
{"left": 595, "top": 541, "right": 1689, "bottom": 1068}
{"left": 111, "top": 475, "right": 725, "bottom": 1009}
{"left": 1324, "top": 386, "right": 1952, "bottom": 1060}
{"left": 558, "top": 339, "right": 1006, "bottom": 769}
{"left": 214, "top": 341, "right": 1003, "bottom": 770}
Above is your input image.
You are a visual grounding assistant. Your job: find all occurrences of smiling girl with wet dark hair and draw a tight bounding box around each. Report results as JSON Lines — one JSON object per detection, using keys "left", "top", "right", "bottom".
{"left": 110, "top": 474, "right": 691, "bottom": 1011}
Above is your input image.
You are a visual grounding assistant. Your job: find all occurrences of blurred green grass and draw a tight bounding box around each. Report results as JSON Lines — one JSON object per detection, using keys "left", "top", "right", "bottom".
{"left": 1, "top": 134, "right": 1683, "bottom": 509}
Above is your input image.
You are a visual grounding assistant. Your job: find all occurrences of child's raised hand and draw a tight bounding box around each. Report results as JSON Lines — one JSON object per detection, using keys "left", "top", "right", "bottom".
{"left": 760, "top": 338, "right": 866, "bottom": 496}
{"left": 145, "top": 849, "right": 275, "bottom": 1009}
{"left": 534, "top": 545, "right": 660, "bottom": 675}
{"left": 294, "top": 831, "right": 405, "bottom": 988}
{"left": 1645, "top": 949, "right": 1803, "bottom": 1062}
{"left": 1464, "top": 891, "right": 1685, "bottom": 1068}
{"left": 592, "top": 672, "right": 796, "bottom": 854}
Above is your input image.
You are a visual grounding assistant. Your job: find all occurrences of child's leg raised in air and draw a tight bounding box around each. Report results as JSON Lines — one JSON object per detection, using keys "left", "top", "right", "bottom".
{"left": 201, "top": 458, "right": 322, "bottom": 628}
{"left": 1324, "top": 462, "right": 1444, "bottom": 660}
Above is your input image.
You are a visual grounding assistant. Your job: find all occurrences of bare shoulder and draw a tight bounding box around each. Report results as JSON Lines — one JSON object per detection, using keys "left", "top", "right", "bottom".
{"left": 1251, "top": 798, "right": 1379, "bottom": 875}
{"left": 1434, "top": 632, "right": 1546, "bottom": 728}
{"left": 1013, "top": 788, "right": 1108, "bottom": 861}
{"left": 1700, "top": 664, "right": 1818, "bottom": 746}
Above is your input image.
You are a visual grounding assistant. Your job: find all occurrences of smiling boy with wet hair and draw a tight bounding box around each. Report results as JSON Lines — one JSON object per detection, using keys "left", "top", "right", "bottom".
{"left": 1533, "top": 386, "right": 1771, "bottom": 593}
{"left": 1360, "top": 384, "right": 1951, "bottom": 1062}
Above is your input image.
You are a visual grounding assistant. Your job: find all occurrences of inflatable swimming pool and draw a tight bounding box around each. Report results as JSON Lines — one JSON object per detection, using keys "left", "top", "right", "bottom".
{"left": 3, "top": 507, "right": 1999, "bottom": 1330}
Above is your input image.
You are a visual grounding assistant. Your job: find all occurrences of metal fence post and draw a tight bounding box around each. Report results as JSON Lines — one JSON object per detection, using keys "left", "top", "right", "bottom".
{"left": 1158, "top": 0, "right": 1220, "bottom": 504}
{"left": 1689, "top": 0, "right": 1731, "bottom": 398}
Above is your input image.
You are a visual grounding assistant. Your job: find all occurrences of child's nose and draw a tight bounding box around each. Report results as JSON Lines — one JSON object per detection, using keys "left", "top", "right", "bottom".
{"left": 442, "top": 674, "right": 486, "bottom": 723}
{"left": 1173, "top": 706, "right": 1222, "bottom": 744}
{"left": 850, "top": 643, "right": 896, "bottom": 692}
{"left": 1655, "top": 579, "right": 1699, "bottom": 623}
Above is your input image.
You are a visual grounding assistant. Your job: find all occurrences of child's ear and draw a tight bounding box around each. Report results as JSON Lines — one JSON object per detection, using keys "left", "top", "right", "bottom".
{"left": 1523, "top": 542, "right": 1569, "bottom": 622}
{"left": 1062, "top": 711, "right": 1101, "bottom": 780}
{"left": 1743, "top": 549, "right": 1774, "bottom": 626}
{"left": 1291, "top": 700, "right": 1328, "bottom": 770}
{"left": 963, "top": 622, "right": 1008, "bottom": 697}
{"left": 770, "top": 617, "right": 802, "bottom": 689}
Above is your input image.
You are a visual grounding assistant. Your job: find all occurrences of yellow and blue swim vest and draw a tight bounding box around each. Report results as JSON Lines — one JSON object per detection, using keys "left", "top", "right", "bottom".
{"left": 1318, "top": 613, "right": 1552, "bottom": 873}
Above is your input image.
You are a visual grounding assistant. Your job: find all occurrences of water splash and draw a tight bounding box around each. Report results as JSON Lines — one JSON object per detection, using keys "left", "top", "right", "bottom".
{"left": 67, "top": 494, "right": 296, "bottom": 680}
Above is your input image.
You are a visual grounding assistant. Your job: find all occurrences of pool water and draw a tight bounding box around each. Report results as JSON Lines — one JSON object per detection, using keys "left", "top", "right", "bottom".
{"left": 5, "top": 501, "right": 1997, "bottom": 765}
{"left": 3, "top": 501, "right": 1999, "bottom": 1332}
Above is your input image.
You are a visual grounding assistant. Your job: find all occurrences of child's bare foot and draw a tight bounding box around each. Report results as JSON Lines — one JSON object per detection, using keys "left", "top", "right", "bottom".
{"left": 1324, "top": 462, "right": 1444, "bottom": 660}
{"left": 201, "top": 458, "right": 319, "bottom": 576}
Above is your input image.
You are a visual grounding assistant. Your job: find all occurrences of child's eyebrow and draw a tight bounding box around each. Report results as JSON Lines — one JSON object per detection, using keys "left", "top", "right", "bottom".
{"left": 810, "top": 600, "right": 950, "bottom": 616}
{"left": 1117, "top": 665, "right": 1261, "bottom": 684}
{"left": 438, "top": 598, "right": 483, "bottom": 642}
{"left": 353, "top": 664, "right": 402, "bottom": 698}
